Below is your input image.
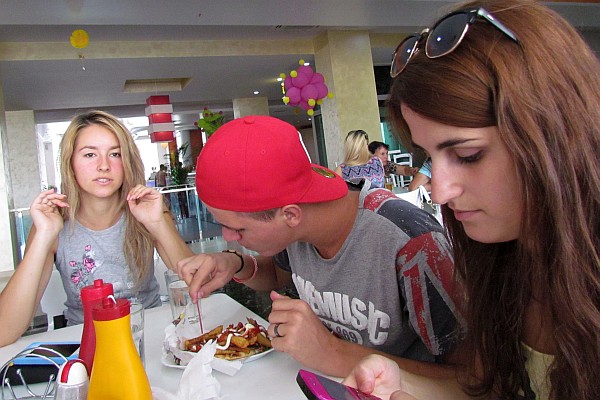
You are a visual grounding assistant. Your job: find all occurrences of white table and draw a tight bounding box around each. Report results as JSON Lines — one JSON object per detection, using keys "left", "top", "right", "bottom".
{"left": 0, "top": 293, "right": 308, "bottom": 399}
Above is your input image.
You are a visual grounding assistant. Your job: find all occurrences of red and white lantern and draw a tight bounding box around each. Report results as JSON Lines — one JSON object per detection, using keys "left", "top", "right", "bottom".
{"left": 145, "top": 95, "right": 174, "bottom": 143}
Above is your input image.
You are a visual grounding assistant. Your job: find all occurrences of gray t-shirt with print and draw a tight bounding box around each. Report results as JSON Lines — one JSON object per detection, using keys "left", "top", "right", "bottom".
{"left": 273, "top": 180, "right": 462, "bottom": 362}
{"left": 55, "top": 214, "right": 161, "bottom": 325}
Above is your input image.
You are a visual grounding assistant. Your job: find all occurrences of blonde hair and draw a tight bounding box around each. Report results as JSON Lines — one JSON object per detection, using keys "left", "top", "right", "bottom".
{"left": 59, "top": 110, "right": 154, "bottom": 285}
{"left": 342, "top": 130, "right": 371, "bottom": 166}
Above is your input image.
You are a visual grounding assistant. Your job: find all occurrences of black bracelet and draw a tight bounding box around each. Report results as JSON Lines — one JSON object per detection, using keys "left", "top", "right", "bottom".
{"left": 222, "top": 249, "right": 244, "bottom": 274}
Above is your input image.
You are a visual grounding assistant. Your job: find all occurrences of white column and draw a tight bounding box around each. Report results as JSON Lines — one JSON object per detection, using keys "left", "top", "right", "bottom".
{"left": 314, "top": 30, "right": 382, "bottom": 170}
{"left": 0, "top": 67, "right": 16, "bottom": 273}
{"left": 6, "top": 110, "right": 41, "bottom": 209}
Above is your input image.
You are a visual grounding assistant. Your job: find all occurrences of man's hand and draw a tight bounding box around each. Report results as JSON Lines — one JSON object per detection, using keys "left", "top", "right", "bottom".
{"left": 177, "top": 252, "right": 240, "bottom": 301}
{"left": 267, "top": 291, "right": 339, "bottom": 370}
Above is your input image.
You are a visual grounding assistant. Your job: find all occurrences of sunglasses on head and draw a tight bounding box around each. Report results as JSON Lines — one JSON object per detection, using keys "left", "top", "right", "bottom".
{"left": 390, "top": 7, "right": 519, "bottom": 78}
{"left": 348, "top": 130, "right": 369, "bottom": 141}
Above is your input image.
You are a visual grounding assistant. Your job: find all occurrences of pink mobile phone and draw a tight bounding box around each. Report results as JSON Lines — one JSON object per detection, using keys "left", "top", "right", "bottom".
{"left": 296, "top": 369, "right": 382, "bottom": 400}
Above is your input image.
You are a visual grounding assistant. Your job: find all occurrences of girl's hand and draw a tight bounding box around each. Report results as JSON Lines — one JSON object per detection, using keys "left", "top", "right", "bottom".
{"left": 29, "top": 189, "right": 68, "bottom": 238}
{"left": 343, "top": 355, "right": 404, "bottom": 400}
{"left": 127, "top": 184, "right": 164, "bottom": 226}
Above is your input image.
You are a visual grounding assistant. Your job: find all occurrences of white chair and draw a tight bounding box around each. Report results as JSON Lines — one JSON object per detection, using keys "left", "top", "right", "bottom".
{"left": 388, "top": 151, "right": 413, "bottom": 188}
{"left": 40, "top": 269, "right": 67, "bottom": 330}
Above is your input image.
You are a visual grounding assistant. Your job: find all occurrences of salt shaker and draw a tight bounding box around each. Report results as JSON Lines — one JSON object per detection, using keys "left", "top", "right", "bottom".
{"left": 53, "top": 359, "right": 89, "bottom": 400}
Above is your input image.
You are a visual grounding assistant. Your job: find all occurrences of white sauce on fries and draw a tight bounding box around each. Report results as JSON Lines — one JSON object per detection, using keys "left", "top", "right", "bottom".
{"left": 216, "top": 333, "right": 234, "bottom": 350}
{"left": 215, "top": 323, "right": 257, "bottom": 350}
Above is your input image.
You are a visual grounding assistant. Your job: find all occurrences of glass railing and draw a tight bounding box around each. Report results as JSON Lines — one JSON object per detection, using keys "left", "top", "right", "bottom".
{"left": 158, "top": 184, "right": 222, "bottom": 243}
{"left": 9, "top": 208, "right": 32, "bottom": 263}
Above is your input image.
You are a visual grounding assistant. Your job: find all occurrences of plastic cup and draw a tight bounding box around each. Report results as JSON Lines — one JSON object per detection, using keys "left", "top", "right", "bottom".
{"left": 129, "top": 301, "right": 145, "bottom": 366}
{"left": 164, "top": 270, "right": 198, "bottom": 322}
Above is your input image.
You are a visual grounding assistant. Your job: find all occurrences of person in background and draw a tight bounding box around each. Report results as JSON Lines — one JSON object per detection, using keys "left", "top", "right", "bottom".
{"left": 155, "top": 163, "right": 170, "bottom": 209}
{"left": 155, "top": 164, "right": 168, "bottom": 188}
{"left": 178, "top": 116, "right": 462, "bottom": 378}
{"left": 343, "top": 1, "right": 600, "bottom": 399}
{"left": 368, "top": 141, "right": 418, "bottom": 179}
{"left": 0, "top": 110, "right": 193, "bottom": 346}
{"left": 335, "top": 130, "right": 385, "bottom": 188}
{"left": 148, "top": 166, "right": 157, "bottom": 181}
{"left": 407, "top": 158, "right": 431, "bottom": 192}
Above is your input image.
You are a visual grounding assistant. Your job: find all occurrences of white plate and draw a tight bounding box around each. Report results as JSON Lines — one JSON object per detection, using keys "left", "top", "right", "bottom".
{"left": 161, "top": 348, "right": 274, "bottom": 370}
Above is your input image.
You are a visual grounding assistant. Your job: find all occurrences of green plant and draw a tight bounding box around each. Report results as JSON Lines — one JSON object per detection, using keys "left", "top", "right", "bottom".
{"left": 169, "top": 143, "right": 190, "bottom": 186}
{"left": 196, "top": 108, "right": 224, "bottom": 137}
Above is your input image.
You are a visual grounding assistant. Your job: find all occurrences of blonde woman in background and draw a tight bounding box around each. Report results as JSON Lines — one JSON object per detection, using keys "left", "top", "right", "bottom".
{"left": 335, "top": 130, "right": 385, "bottom": 188}
{"left": 0, "top": 110, "right": 192, "bottom": 346}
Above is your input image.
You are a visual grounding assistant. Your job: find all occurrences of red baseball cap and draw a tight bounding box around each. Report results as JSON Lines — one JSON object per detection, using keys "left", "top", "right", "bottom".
{"left": 196, "top": 115, "right": 348, "bottom": 212}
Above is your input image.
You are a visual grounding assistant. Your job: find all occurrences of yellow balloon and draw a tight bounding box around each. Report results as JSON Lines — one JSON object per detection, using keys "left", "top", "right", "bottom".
{"left": 299, "top": 59, "right": 305, "bottom": 65}
{"left": 283, "top": 96, "right": 290, "bottom": 104}
{"left": 307, "top": 109, "right": 314, "bottom": 116}
{"left": 327, "top": 92, "right": 335, "bottom": 99}
{"left": 317, "top": 99, "right": 323, "bottom": 105}
{"left": 308, "top": 99, "right": 316, "bottom": 107}
{"left": 279, "top": 73, "right": 286, "bottom": 79}
{"left": 70, "top": 29, "right": 89, "bottom": 49}
{"left": 290, "top": 70, "right": 298, "bottom": 78}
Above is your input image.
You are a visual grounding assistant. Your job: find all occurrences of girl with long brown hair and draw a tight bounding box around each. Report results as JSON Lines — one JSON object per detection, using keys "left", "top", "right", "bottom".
{"left": 343, "top": 0, "right": 600, "bottom": 399}
{"left": 0, "top": 110, "right": 192, "bottom": 346}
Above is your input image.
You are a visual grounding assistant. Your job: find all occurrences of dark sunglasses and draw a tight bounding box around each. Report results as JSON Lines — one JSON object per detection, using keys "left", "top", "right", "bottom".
{"left": 390, "top": 7, "right": 519, "bottom": 78}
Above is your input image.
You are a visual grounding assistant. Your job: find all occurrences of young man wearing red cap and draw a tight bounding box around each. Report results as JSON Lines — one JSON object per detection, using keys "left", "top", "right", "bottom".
{"left": 178, "top": 115, "right": 462, "bottom": 378}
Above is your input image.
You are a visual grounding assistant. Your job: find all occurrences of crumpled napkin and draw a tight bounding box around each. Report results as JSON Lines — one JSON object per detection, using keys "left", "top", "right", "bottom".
{"left": 177, "top": 340, "right": 221, "bottom": 399}
{"left": 162, "top": 309, "right": 244, "bottom": 376}
{"left": 153, "top": 341, "right": 220, "bottom": 400}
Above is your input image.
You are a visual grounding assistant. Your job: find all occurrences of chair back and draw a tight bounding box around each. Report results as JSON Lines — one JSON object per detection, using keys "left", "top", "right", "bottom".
{"left": 40, "top": 269, "right": 67, "bottom": 330}
{"left": 388, "top": 151, "right": 413, "bottom": 187}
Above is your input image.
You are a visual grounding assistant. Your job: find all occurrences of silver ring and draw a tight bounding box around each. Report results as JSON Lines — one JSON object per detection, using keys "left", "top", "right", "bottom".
{"left": 273, "top": 323, "right": 282, "bottom": 338}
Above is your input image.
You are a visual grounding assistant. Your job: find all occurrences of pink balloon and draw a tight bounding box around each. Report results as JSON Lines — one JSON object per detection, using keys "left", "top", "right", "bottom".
{"left": 299, "top": 99, "right": 312, "bottom": 111}
{"left": 297, "top": 65, "right": 314, "bottom": 81}
{"left": 284, "top": 76, "right": 293, "bottom": 92}
{"left": 300, "top": 84, "right": 318, "bottom": 101}
{"left": 310, "top": 72, "right": 324, "bottom": 84}
{"left": 315, "top": 82, "right": 328, "bottom": 99}
{"left": 286, "top": 86, "right": 301, "bottom": 104}
{"left": 291, "top": 72, "right": 310, "bottom": 88}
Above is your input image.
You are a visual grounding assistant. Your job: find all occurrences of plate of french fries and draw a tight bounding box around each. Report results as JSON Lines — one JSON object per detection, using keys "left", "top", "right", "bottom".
{"left": 163, "top": 317, "right": 274, "bottom": 369}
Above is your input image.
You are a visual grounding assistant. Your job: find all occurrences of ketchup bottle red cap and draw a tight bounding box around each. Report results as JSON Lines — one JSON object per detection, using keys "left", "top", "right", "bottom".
{"left": 92, "top": 297, "right": 130, "bottom": 321}
{"left": 81, "top": 279, "right": 114, "bottom": 302}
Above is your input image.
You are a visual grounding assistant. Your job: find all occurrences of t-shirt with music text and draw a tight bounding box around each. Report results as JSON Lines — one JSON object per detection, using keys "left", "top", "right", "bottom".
{"left": 273, "top": 180, "right": 463, "bottom": 362}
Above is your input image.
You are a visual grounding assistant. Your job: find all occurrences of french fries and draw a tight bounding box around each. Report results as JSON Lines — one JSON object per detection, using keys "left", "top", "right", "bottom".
{"left": 182, "top": 317, "right": 272, "bottom": 361}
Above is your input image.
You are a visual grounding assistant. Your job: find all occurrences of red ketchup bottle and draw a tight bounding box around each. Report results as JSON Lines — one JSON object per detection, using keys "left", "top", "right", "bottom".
{"left": 79, "top": 279, "right": 114, "bottom": 375}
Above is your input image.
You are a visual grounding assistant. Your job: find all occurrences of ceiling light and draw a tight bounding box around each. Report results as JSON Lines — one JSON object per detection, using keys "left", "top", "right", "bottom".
{"left": 303, "top": 62, "right": 310, "bottom": 66}
{"left": 276, "top": 77, "right": 283, "bottom": 82}
{"left": 253, "top": 91, "right": 260, "bottom": 95}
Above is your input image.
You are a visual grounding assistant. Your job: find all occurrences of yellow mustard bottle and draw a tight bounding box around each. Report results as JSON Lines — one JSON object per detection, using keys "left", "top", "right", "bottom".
{"left": 88, "top": 297, "right": 152, "bottom": 400}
